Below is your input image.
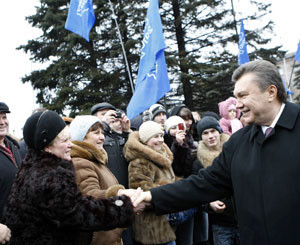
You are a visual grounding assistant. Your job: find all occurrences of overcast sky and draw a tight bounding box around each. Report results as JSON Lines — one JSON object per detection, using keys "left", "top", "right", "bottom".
{"left": 1, "top": 0, "right": 300, "bottom": 138}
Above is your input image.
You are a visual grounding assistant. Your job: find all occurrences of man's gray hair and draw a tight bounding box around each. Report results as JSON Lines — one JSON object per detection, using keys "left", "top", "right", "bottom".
{"left": 232, "top": 60, "right": 287, "bottom": 103}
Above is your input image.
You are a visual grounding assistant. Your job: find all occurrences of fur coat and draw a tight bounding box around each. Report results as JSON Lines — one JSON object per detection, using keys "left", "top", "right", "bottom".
{"left": 3, "top": 149, "right": 133, "bottom": 245}
{"left": 123, "top": 131, "right": 176, "bottom": 244}
{"left": 71, "top": 141, "right": 125, "bottom": 245}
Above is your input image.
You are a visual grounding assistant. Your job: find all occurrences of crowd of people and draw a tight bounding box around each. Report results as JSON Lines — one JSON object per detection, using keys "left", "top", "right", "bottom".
{"left": 0, "top": 59, "right": 299, "bottom": 245}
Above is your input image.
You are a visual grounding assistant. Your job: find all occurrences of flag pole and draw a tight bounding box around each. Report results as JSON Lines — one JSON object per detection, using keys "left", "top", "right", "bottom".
{"left": 107, "top": 0, "right": 135, "bottom": 94}
{"left": 283, "top": 58, "right": 293, "bottom": 102}
{"left": 230, "top": 0, "right": 239, "bottom": 38}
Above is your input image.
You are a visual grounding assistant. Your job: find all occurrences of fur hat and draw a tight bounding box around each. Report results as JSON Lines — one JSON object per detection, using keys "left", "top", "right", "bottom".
{"left": 70, "top": 115, "right": 100, "bottom": 141}
{"left": 228, "top": 104, "right": 236, "bottom": 111}
{"left": 197, "top": 116, "right": 222, "bottom": 139}
{"left": 139, "top": 121, "right": 164, "bottom": 143}
{"left": 0, "top": 102, "right": 10, "bottom": 113}
{"left": 149, "top": 104, "right": 167, "bottom": 120}
{"left": 164, "top": 116, "right": 186, "bottom": 133}
{"left": 90, "top": 102, "right": 116, "bottom": 115}
{"left": 23, "top": 110, "right": 66, "bottom": 150}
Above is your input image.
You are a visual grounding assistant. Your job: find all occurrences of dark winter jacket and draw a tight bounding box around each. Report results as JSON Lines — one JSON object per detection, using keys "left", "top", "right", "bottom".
{"left": 164, "top": 134, "right": 194, "bottom": 178}
{"left": 194, "top": 133, "right": 237, "bottom": 227}
{"left": 103, "top": 122, "right": 130, "bottom": 188}
{"left": 3, "top": 149, "right": 133, "bottom": 245}
{"left": 150, "top": 102, "right": 300, "bottom": 245}
{"left": 0, "top": 136, "right": 21, "bottom": 220}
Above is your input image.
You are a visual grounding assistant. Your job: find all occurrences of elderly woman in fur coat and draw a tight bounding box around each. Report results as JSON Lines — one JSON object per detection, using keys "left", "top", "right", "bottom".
{"left": 193, "top": 116, "right": 240, "bottom": 245}
{"left": 3, "top": 111, "right": 134, "bottom": 245}
{"left": 70, "top": 115, "right": 130, "bottom": 245}
{"left": 123, "top": 121, "right": 176, "bottom": 245}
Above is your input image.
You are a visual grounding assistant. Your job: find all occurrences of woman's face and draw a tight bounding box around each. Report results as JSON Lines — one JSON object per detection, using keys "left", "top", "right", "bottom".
{"left": 84, "top": 128, "right": 105, "bottom": 150}
{"left": 147, "top": 133, "right": 164, "bottom": 151}
{"left": 45, "top": 127, "right": 73, "bottom": 161}
{"left": 183, "top": 118, "right": 192, "bottom": 131}
{"left": 169, "top": 126, "right": 177, "bottom": 136}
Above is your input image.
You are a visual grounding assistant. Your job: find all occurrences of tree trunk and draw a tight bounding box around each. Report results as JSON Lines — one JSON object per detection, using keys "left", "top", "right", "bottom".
{"left": 171, "top": 0, "right": 194, "bottom": 109}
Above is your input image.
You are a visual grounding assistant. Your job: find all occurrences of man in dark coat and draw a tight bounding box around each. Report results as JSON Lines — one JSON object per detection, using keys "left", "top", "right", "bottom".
{"left": 133, "top": 60, "right": 300, "bottom": 245}
{"left": 0, "top": 102, "right": 21, "bottom": 219}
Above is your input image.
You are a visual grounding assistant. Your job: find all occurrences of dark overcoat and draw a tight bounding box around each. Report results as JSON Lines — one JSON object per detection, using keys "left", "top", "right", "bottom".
{"left": 0, "top": 136, "right": 21, "bottom": 219}
{"left": 3, "top": 149, "right": 133, "bottom": 245}
{"left": 151, "top": 102, "right": 300, "bottom": 245}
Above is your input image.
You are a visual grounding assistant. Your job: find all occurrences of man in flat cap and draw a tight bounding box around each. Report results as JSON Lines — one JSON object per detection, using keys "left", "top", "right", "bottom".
{"left": 0, "top": 102, "right": 21, "bottom": 219}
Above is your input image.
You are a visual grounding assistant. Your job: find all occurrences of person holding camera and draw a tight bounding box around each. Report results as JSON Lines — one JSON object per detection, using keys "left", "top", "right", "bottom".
{"left": 91, "top": 102, "right": 134, "bottom": 245}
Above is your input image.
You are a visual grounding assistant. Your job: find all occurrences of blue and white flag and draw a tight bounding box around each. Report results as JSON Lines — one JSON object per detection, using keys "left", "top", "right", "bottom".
{"left": 238, "top": 19, "right": 249, "bottom": 65}
{"left": 126, "top": 0, "right": 170, "bottom": 119}
{"left": 65, "top": 0, "right": 95, "bottom": 41}
{"left": 295, "top": 40, "right": 300, "bottom": 63}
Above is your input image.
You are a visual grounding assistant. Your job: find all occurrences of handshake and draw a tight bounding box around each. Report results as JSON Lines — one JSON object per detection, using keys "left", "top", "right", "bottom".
{"left": 118, "top": 187, "right": 152, "bottom": 214}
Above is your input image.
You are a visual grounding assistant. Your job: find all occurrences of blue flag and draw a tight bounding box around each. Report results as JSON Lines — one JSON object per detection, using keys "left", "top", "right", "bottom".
{"left": 126, "top": 0, "right": 170, "bottom": 120}
{"left": 282, "top": 79, "right": 293, "bottom": 96}
{"left": 295, "top": 40, "right": 300, "bottom": 63}
{"left": 238, "top": 19, "right": 249, "bottom": 65}
{"left": 65, "top": 0, "right": 95, "bottom": 41}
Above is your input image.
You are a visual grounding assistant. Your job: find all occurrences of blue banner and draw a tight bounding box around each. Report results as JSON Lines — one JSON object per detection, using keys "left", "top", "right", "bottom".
{"left": 295, "top": 40, "right": 300, "bottom": 63}
{"left": 238, "top": 19, "right": 249, "bottom": 65}
{"left": 65, "top": 0, "right": 95, "bottom": 41}
{"left": 126, "top": 0, "right": 170, "bottom": 120}
{"left": 282, "top": 79, "right": 293, "bottom": 96}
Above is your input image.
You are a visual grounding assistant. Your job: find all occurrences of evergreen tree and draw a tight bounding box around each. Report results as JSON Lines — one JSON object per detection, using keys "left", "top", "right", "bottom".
{"left": 19, "top": 0, "right": 144, "bottom": 116}
{"left": 19, "top": 0, "right": 284, "bottom": 116}
{"left": 160, "top": 0, "right": 284, "bottom": 113}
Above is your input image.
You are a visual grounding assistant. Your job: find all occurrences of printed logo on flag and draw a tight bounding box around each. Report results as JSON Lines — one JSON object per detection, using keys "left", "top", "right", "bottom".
{"left": 77, "top": 0, "right": 89, "bottom": 16}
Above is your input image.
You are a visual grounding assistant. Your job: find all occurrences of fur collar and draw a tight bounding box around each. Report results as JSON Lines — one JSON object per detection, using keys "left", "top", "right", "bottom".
{"left": 71, "top": 140, "right": 108, "bottom": 165}
{"left": 197, "top": 133, "right": 229, "bottom": 168}
{"left": 123, "top": 131, "right": 173, "bottom": 169}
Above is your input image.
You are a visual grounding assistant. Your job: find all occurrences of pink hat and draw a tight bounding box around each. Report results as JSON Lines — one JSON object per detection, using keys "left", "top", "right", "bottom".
{"left": 228, "top": 104, "right": 236, "bottom": 111}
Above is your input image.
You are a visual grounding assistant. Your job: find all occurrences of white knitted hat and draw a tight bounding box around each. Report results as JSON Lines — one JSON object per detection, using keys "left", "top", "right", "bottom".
{"left": 164, "top": 116, "right": 186, "bottom": 133}
{"left": 139, "top": 121, "right": 164, "bottom": 143}
{"left": 70, "top": 115, "right": 100, "bottom": 141}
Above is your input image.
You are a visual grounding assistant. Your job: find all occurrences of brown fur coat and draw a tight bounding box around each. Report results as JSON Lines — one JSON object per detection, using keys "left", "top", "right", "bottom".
{"left": 123, "top": 131, "right": 176, "bottom": 244}
{"left": 71, "top": 141, "right": 125, "bottom": 245}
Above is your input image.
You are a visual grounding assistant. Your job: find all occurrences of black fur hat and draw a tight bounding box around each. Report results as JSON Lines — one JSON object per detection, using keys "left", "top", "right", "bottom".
{"left": 23, "top": 110, "right": 66, "bottom": 150}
